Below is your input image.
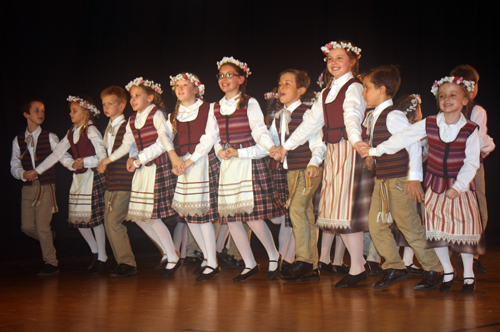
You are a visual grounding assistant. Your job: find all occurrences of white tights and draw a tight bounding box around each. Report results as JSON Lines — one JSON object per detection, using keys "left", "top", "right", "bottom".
{"left": 78, "top": 224, "right": 107, "bottom": 262}
{"left": 187, "top": 223, "right": 217, "bottom": 274}
{"left": 341, "top": 232, "right": 365, "bottom": 275}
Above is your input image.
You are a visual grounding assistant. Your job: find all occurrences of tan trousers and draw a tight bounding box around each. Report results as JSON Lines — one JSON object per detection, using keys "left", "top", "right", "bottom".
{"left": 104, "top": 190, "right": 136, "bottom": 267}
{"left": 21, "top": 182, "right": 58, "bottom": 266}
{"left": 368, "top": 177, "right": 442, "bottom": 272}
{"left": 287, "top": 168, "right": 322, "bottom": 269}
{"left": 475, "top": 164, "right": 488, "bottom": 229}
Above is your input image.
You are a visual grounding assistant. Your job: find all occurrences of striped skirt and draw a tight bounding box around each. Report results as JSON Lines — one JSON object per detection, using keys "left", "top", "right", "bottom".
{"left": 221, "top": 158, "right": 286, "bottom": 223}
{"left": 424, "top": 188, "right": 485, "bottom": 254}
{"left": 152, "top": 161, "right": 179, "bottom": 220}
{"left": 317, "top": 139, "right": 374, "bottom": 233}
{"left": 69, "top": 171, "right": 105, "bottom": 229}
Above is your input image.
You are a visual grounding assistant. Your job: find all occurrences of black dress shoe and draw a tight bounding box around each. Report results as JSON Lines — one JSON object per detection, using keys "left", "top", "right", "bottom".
{"left": 318, "top": 262, "right": 349, "bottom": 275}
{"left": 365, "top": 261, "right": 384, "bottom": 277}
{"left": 110, "top": 264, "right": 137, "bottom": 278}
{"left": 160, "top": 260, "right": 183, "bottom": 279}
{"left": 414, "top": 270, "right": 444, "bottom": 290}
{"left": 407, "top": 264, "right": 425, "bottom": 276}
{"left": 232, "top": 259, "right": 245, "bottom": 270}
{"left": 335, "top": 271, "right": 367, "bottom": 288}
{"left": 196, "top": 266, "right": 221, "bottom": 281}
{"left": 87, "top": 253, "right": 98, "bottom": 270}
{"left": 193, "top": 260, "right": 208, "bottom": 275}
{"left": 280, "top": 261, "right": 314, "bottom": 281}
{"left": 37, "top": 264, "right": 59, "bottom": 276}
{"left": 439, "top": 271, "right": 456, "bottom": 292}
{"left": 267, "top": 256, "right": 282, "bottom": 281}
{"left": 373, "top": 269, "right": 411, "bottom": 289}
{"left": 462, "top": 278, "right": 476, "bottom": 293}
{"left": 183, "top": 256, "right": 201, "bottom": 264}
{"left": 473, "top": 259, "right": 486, "bottom": 274}
{"left": 154, "top": 258, "right": 168, "bottom": 270}
{"left": 233, "top": 265, "right": 260, "bottom": 282}
{"left": 90, "top": 260, "right": 107, "bottom": 275}
{"left": 194, "top": 250, "right": 204, "bottom": 260}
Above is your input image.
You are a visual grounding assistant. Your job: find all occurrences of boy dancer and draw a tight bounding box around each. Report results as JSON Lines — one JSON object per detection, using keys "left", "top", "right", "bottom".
{"left": 100, "top": 86, "right": 137, "bottom": 277}
{"left": 11, "top": 100, "right": 61, "bottom": 275}
{"left": 270, "top": 69, "right": 325, "bottom": 281}
{"left": 359, "top": 65, "right": 443, "bottom": 289}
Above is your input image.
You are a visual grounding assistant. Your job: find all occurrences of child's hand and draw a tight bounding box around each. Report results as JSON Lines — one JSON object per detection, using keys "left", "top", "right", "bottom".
{"left": 169, "top": 152, "right": 185, "bottom": 175}
{"left": 126, "top": 158, "right": 139, "bottom": 172}
{"left": 272, "top": 146, "right": 288, "bottom": 162}
{"left": 98, "top": 157, "right": 111, "bottom": 174}
{"left": 354, "top": 141, "right": 370, "bottom": 158}
{"left": 405, "top": 180, "right": 424, "bottom": 202}
{"left": 184, "top": 159, "right": 195, "bottom": 170}
{"left": 24, "top": 170, "right": 38, "bottom": 181}
{"left": 218, "top": 149, "right": 230, "bottom": 160}
{"left": 445, "top": 188, "right": 459, "bottom": 199}
{"left": 225, "top": 147, "right": 239, "bottom": 158}
{"left": 363, "top": 156, "right": 375, "bottom": 171}
{"left": 305, "top": 165, "right": 320, "bottom": 178}
{"left": 72, "top": 158, "right": 84, "bottom": 170}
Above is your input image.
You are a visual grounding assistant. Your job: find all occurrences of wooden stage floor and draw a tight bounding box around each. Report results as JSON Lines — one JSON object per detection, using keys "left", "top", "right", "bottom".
{"left": 1, "top": 247, "right": 500, "bottom": 332}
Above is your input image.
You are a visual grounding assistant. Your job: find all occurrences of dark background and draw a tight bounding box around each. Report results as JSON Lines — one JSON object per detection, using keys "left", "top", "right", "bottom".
{"left": 1, "top": 1, "right": 499, "bottom": 261}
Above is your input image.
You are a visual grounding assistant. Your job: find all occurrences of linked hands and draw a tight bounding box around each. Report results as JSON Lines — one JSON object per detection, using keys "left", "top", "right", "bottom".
{"left": 270, "top": 146, "right": 288, "bottom": 162}
{"left": 445, "top": 188, "right": 459, "bottom": 200}
{"left": 354, "top": 141, "right": 371, "bottom": 158}
{"left": 24, "top": 170, "right": 38, "bottom": 181}
{"left": 97, "top": 157, "right": 111, "bottom": 174}
{"left": 217, "top": 147, "right": 239, "bottom": 160}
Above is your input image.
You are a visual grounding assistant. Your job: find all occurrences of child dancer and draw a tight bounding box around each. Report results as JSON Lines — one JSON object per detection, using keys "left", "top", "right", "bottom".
{"left": 34, "top": 96, "right": 108, "bottom": 274}
{"left": 210, "top": 57, "right": 285, "bottom": 281}
{"left": 11, "top": 100, "right": 61, "bottom": 275}
{"left": 168, "top": 72, "right": 220, "bottom": 281}
{"left": 274, "top": 41, "right": 373, "bottom": 288}
{"left": 98, "top": 78, "right": 181, "bottom": 279}
{"left": 364, "top": 75, "right": 481, "bottom": 292}
{"left": 450, "top": 65, "right": 495, "bottom": 274}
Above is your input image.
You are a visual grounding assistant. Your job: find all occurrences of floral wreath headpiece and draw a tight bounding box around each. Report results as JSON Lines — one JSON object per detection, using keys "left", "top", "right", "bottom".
{"left": 217, "top": 56, "right": 252, "bottom": 77}
{"left": 125, "top": 77, "right": 163, "bottom": 95}
{"left": 67, "top": 95, "right": 100, "bottom": 116}
{"left": 264, "top": 92, "right": 278, "bottom": 101}
{"left": 170, "top": 73, "right": 205, "bottom": 97}
{"left": 317, "top": 72, "right": 325, "bottom": 88}
{"left": 321, "top": 41, "right": 362, "bottom": 62}
{"left": 404, "top": 94, "right": 422, "bottom": 115}
{"left": 431, "top": 76, "right": 475, "bottom": 97}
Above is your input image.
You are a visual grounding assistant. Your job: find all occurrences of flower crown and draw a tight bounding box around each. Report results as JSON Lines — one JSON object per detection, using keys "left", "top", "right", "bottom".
{"left": 217, "top": 56, "right": 252, "bottom": 77}
{"left": 125, "top": 77, "right": 163, "bottom": 94}
{"left": 264, "top": 92, "right": 278, "bottom": 100}
{"left": 317, "top": 72, "right": 325, "bottom": 88}
{"left": 404, "top": 94, "right": 422, "bottom": 115}
{"left": 430, "top": 76, "right": 475, "bottom": 97}
{"left": 67, "top": 95, "right": 100, "bottom": 116}
{"left": 321, "top": 41, "right": 362, "bottom": 62}
{"left": 170, "top": 73, "right": 205, "bottom": 97}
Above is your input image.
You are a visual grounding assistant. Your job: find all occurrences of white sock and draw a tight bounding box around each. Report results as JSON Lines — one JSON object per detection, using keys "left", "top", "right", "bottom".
{"left": 319, "top": 231, "right": 334, "bottom": 264}
{"left": 200, "top": 223, "right": 217, "bottom": 273}
{"left": 403, "top": 247, "right": 415, "bottom": 266}
{"left": 187, "top": 223, "right": 207, "bottom": 260}
{"left": 341, "top": 232, "right": 366, "bottom": 275}
{"left": 216, "top": 223, "right": 229, "bottom": 252}
{"left": 333, "top": 234, "right": 346, "bottom": 266}
{"left": 149, "top": 219, "right": 178, "bottom": 268}
{"left": 461, "top": 253, "right": 475, "bottom": 283}
{"left": 434, "top": 247, "right": 454, "bottom": 282}
{"left": 135, "top": 220, "right": 167, "bottom": 259}
{"left": 78, "top": 228, "right": 98, "bottom": 253}
{"left": 227, "top": 222, "right": 257, "bottom": 271}
{"left": 278, "top": 222, "right": 293, "bottom": 258}
{"left": 247, "top": 219, "right": 279, "bottom": 271}
{"left": 93, "top": 224, "right": 107, "bottom": 262}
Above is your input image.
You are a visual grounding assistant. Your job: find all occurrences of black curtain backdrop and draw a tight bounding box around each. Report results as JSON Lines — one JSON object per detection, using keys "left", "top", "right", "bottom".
{"left": 2, "top": 1, "right": 499, "bottom": 259}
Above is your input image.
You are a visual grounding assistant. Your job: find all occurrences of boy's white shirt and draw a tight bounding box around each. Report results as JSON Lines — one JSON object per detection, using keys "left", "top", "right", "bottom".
{"left": 470, "top": 105, "right": 495, "bottom": 156}
{"left": 104, "top": 114, "right": 138, "bottom": 158}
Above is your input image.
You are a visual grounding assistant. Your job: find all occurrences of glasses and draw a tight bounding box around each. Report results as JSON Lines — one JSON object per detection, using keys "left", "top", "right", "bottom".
{"left": 216, "top": 73, "right": 241, "bottom": 80}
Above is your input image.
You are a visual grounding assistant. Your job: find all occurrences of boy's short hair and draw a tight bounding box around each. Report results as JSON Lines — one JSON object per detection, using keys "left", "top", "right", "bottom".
{"left": 450, "top": 65, "right": 479, "bottom": 83}
{"left": 21, "top": 99, "right": 44, "bottom": 116}
{"left": 279, "top": 69, "right": 311, "bottom": 90}
{"left": 100, "top": 86, "right": 128, "bottom": 105}
{"left": 363, "top": 65, "right": 401, "bottom": 98}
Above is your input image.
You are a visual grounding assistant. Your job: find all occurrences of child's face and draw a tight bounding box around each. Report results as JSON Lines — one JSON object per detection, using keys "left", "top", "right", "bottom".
{"left": 362, "top": 77, "right": 384, "bottom": 108}
{"left": 174, "top": 79, "right": 198, "bottom": 105}
{"left": 218, "top": 64, "right": 245, "bottom": 98}
{"left": 327, "top": 48, "right": 355, "bottom": 79}
{"left": 69, "top": 103, "right": 88, "bottom": 127}
{"left": 102, "top": 95, "right": 125, "bottom": 121}
{"left": 278, "top": 73, "right": 305, "bottom": 107}
{"left": 130, "top": 86, "right": 154, "bottom": 112}
{"left": 24, "top": 101, "right": 45, "bottom": 126}
{"left": 437, "top": 83, "right": 469, "bottom": 115}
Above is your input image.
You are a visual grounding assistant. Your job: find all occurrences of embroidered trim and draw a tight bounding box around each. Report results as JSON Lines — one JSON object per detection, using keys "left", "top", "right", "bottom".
{"left": 171, "top": 200, "right": 210, "bottom": 217}
{"left": 426, "top": 231, "right": 481, "bottom": 245}
{"left": 126, "top": 209, "right": 153, "bottom": 222}
{"left": 316, "top": 218, "right": 351, "bottom": 230}
{"left": 218, "top": 201, "right": 254, "bottom": 218}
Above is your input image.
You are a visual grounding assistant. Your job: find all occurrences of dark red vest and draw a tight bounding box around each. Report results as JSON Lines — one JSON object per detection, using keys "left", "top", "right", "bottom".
{"left": 17, "top": 130, "right": 56, "bottom": 186}
{"left": 105, "top": 121, "right": 134, "bottom": 191}
{"left": 424, "top": 115, "right": 478, "bottom": 193}
{"left": 372, "top": 107, "right": 409, "bottom": 179}
{"left": 172, "top": 102, "right": 210, "bottom": 156}
{"left": 68, "top": 126, "right": 97, "bottom": 174}
{"left": 214, "top": 96, "right": 256, "bottom": 149}
{"left": 129, "top": 107, "right": 168, "bottom": 166}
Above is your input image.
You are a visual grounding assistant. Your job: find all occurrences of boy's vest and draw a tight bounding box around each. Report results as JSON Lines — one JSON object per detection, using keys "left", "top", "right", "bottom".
{"left": 105, "top": 121, "right": 134, "bottom": 191}
{"left": 214, "top": 96, "right": 256, "bottom": 149}
{"left": 322, "top": 78, "right": 368, "bottom": 143}
{"left": 68, "top": 126, "right": 97, "bottom": 174}
{"left": 17, "top": 130, "right": 56, "bottom": 186}
{"left": 275, "top": 104, "right": 313, "bottom": 170}
{"left": 172, "top": 102, "right": 210, "bottom": 156}
{"left": 424, "top": 115, "right": 478, "bottom": 193}
{"left": 129, "top": 107, "right": 168, "bottom": 166}
{"left": 371, "top": 107, "right": 409, "bottom": 179}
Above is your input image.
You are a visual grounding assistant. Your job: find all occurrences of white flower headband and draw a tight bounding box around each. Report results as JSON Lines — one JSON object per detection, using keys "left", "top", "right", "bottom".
{"left": 217, "top": 56, "right": 252, "bottom": 77}
{"left": 431, "top": 76, "right": 475, "bottom": 97}
{"left": 125, "top": 77, "right": 163, "bottom": 95}
{"left": 170, "top": 73, "right": 206, "bottom": 97}
{"left": 404, "top": 94, "right": 422, "bottom": 115}
{"left": 264, "top": 92, "right": 278, "bottom": 100}
{"left": 67, "top": 95, "right": 100, "bottom": 116}
{"left": 321, "top": 41, "right": 362, "bottom": 62}
{"left": 317, "top": 72, "right": 325, "bottom": 88}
